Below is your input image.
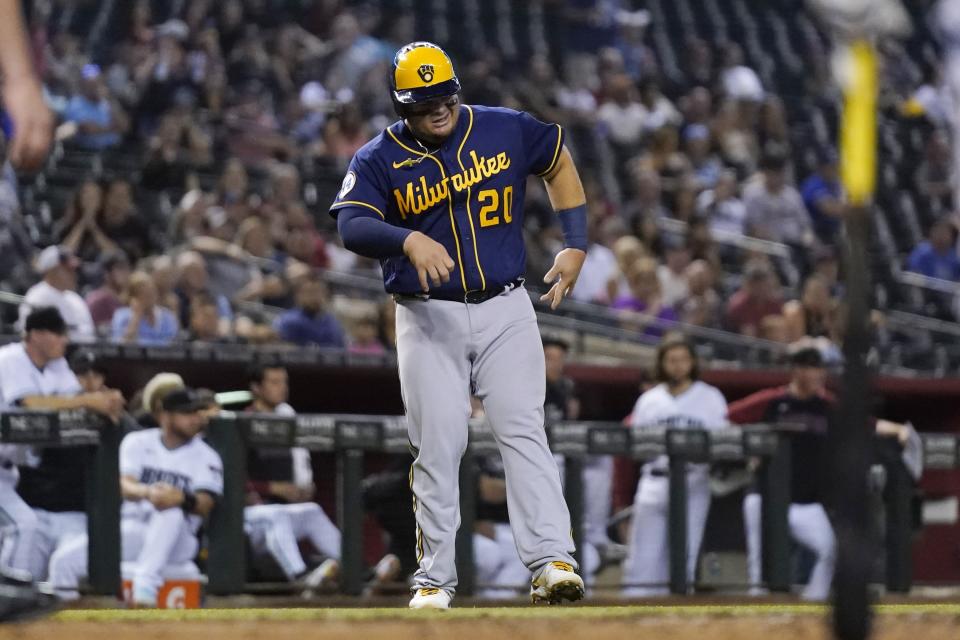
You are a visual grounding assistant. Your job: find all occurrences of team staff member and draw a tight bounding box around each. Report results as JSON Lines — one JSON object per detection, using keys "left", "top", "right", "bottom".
{"left": 49, "top": 388, "right": 223, "bottom": 605}
{"left": 728, "top": 347, "right": 837, "bottom": 601}
{"left": 330, "top": 42, "right": 589, "bottom": 608}
{"left": 243, "top": 365, "right": 341, "bottom": 595}
{"left": 0, "top": 308, "right": 122, "bottom": 580}
{"left": 622, "top": 334, "right": 728, "bottom": 596}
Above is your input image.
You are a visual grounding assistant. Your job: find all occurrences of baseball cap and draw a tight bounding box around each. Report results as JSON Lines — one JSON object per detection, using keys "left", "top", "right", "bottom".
{"left": 24, "top": 306, "right": 68, "bottom": 335}
{"left": 70, "top": 349, "right": 106, "bottom": 376}
{"left": 35, "top": 245, "right": 80, "bottom": 274}
{"left": 161, "top": 388, "right": 211, "bottom": 414}
{"left": 142, "top": 372, "right": 185, "bottom": 414}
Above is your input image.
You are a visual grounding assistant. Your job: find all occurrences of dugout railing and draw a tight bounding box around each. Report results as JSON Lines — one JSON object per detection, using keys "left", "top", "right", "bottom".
{"left": 3, "top": 410, "right": 958, "bottom": 598}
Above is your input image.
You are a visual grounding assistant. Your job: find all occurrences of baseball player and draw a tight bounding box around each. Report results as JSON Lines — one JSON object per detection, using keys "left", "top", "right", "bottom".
{"left": 331, "top": 42, "right": 589, "bottom": 608}
{"left": 48, "top": 387, "right": 223, "bottom": 605}
{"left": 728, "top": 347, "right": 837, "bottom": 601}
{"left": 622, "top": 334, "right": 728, "bottom": 597}
{"left": 242, "top": 364, "right": 341, "bottom": 594}
{"left": 0, "top": 308, "right": 123, "bottom": 581}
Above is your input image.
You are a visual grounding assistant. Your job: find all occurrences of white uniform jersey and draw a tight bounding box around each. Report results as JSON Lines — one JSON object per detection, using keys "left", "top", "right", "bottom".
{"left": 629, "top": 381, "right": 728, "bottom": 471}
{"left": 17, "top": 282, "right": 95, "bottom": 342}
{"left": 272, "top": 402, "right": 313, "bottom": 489}
{"left": 119, "top": 429, "right": 224, "bottom": 533}
{"left": 0, "top": 342, "right": 82, "bottom": 485}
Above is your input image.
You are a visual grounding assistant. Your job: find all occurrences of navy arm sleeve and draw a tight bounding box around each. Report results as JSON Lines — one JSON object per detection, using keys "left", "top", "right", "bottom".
{"left": 337, "top": 206, "right": 412, "bottom": 259}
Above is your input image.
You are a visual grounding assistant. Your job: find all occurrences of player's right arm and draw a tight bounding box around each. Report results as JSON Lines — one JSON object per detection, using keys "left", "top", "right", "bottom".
{"left": 20, "top": 391, "right": 124, "bottom": 422}
{"left": 331, "top": 153, "right": 454, "bottom": 292}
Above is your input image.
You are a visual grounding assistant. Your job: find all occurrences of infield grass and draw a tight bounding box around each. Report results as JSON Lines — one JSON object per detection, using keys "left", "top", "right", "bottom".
{"left": 52, "top": 604, "right": 960, "bottom": 623}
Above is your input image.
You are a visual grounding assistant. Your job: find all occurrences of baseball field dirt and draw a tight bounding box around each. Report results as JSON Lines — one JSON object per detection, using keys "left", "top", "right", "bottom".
{"left": 3, "top": 605, "right": 959, "bottom": 640}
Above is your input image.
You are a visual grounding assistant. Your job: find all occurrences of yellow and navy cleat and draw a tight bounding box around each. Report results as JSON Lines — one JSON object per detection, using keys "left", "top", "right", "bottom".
{"left": 408, "top": 586, "right": 452, "bottom": 609}
{"left": 530, "top": 561, "right": 585, "bottom": 605}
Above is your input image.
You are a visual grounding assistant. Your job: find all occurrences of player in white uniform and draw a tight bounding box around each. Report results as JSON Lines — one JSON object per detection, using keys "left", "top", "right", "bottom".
{"left": 242, "top": 365, "right": 341, "bottom": 594}
{"left": 622, "top": 335, "right": 728, "bottom": 596}
{"left": 0, "top": 307, "right": 123, "bottom": 580}
{"left": 48, "top": 388, "right": 223, "bottom": 604}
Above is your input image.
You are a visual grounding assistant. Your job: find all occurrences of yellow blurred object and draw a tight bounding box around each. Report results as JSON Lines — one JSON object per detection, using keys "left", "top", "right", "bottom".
{"left": 840, "top": 40, "right": 878, "bottom": 207}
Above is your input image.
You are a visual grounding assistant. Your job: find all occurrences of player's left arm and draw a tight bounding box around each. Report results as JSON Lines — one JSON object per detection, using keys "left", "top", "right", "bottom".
{"left": 540, "top": 146, "right": 588, "bottom": 310}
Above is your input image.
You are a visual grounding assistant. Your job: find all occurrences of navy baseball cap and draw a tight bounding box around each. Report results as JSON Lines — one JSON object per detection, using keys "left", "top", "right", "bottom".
{"left": 25, "top": 306, "right": 68, "bottom": 335}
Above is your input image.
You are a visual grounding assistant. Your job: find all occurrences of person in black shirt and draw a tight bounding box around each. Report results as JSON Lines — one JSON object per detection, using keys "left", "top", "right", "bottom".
{"left": 727, "top": 347, "right": 836, "bottom": 600}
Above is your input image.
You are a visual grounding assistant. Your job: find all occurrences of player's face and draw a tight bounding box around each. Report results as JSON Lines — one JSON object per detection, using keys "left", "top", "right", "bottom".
{"left": 257, "top": 368, "right": 289, "bottom": 408}
{"left": 168, "top": 411, "right": 206, "bottom": 441}
{"left": 544, "top": 345, "right": 567, "bottom": 382}
{"left": 661, "top": 345, "right": 694, "bottom": 386}
{"left": 78, "top": 370, "right": 106, "bottom": 393}
{"left": 32, "top": 329, "right": 69, "bottom": 361}
{"left": 405, "top": 95, "right": 460, "bottom": 143}
{"left": 792, "top": 365, "right": 827, "bottom": 396}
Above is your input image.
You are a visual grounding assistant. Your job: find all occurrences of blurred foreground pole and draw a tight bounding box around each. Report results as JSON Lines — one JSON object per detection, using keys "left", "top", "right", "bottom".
{"left": 833, "top": 37, "right": 878, "bottom": 640}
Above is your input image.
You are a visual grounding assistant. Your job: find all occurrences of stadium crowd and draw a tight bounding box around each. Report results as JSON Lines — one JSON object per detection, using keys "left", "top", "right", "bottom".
{"left": 0, "top": 0, "right": 950, "bottom": 359}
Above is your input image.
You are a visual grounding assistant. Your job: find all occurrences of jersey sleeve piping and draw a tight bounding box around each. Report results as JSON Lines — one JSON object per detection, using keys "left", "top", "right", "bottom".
{"left": 535, "top": 124, "right": 564, "bottom": 177}
{"left": 331, "top": 200, "right": 386, "bottom": 220}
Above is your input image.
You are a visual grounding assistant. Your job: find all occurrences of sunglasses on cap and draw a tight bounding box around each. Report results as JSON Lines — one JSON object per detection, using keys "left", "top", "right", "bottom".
{"left": 406, "top": 95, "right": 459, "bottom": 118}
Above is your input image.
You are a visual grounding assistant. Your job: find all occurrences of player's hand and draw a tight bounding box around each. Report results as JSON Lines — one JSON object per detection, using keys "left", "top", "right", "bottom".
{"left": 540, "top": 248, "right": 586, "bottom": 310}
{"left": 147, "top": 483, "right": 185, "bottom": 510}
{"left": 2, "top": 76, "right": 53, "bottom": 172}
{"left": 403, "top": 231, "right": 455, "bottom": 292}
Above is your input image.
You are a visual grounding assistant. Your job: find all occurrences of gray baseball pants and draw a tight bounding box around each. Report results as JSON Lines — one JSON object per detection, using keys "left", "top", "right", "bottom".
{"left": 395, "top": 285, "right": 577, "bottom": 596}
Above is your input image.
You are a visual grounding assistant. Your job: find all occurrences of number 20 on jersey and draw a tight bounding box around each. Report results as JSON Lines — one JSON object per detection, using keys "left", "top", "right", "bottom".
{"left": 478, "top": 186, "right": 513, "bottom": 227}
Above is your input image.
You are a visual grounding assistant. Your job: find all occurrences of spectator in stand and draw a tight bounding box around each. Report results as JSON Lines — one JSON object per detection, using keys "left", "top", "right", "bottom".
{"left": 638, "top": 78, "right": 681, "bottom": 133}
{"left": 613, "top": 257, "right": 678, "bottom": 337}
{"left": 57, "top": 179, "right": 112, "bottom": 263}
{"left": 697, "top": 170, "right": 746, "bottom": 235}
{"left": 85, "top": 252, "right": 131, "bottom": 331}
{"left": 658, "top": 236, "right": 691, "bottom": 308}
{"left": 274, "top": 275, "right": 345, "bottom": 348}
{"left": 185, "top": 292, "right": 225, "bottom": 342}
{"left": 216, "top": 157, "right": 249, "bottom": 207}
{"left": 98, "top": 178, "right": 152, "bottom": 261}
{"left": 377, "top": 297, "right": 397, "bottom": 352}
{"left": 684, "top": 124, "right": 722, "bottom": 190}
{"left": 713, "top": 99, "right": 759, "bottom": 175}
{"left": 63, "top": 64, "right": 128, "bottom": 150}
{"left": 783, "top": 275, "right": 838, "bottom": 344}
{"left": 800, "top": 148, "right": 844, "bottom": 246}
{"left": 569, "top": 213, "right": 620, "bottom": 304}
{"left": 743, "top": 152, "right": 813, "bottom": 248}
{"left": 720, "top": 43, "right": 764, "bottom": 104}
{"left": 148, "top": 255, "right": 180, "bottom": 318}
{"left": 347, "top": 313, "right": 386, "bottom": 355}
{"left": 18, "top": 246, "right": 95, "bottom": 341}
{"left": 597, "top": 73, "right": 646, "bottom": 152}
{"left": 605, "top": 235, "right": 646, "bottom": 305}
{"left": 679, "top": 260, "right": 721, "bottom": 328}
{"left": 111, "top": 270, "right": 179, "bottom": 346}
{"left": 914, "top": 129, "right": 953, "bottom": 207}
{"left": 724, "top": 260, "right": 784, "bottom": 337}
{"left": 323, "top": 102, "right": 371, "bottom": 166}
{"left": 174, "top": 250, "right": 233, "bottom": 334}
{"left": 906, "top": 218, "right": 960, "bottom": 280}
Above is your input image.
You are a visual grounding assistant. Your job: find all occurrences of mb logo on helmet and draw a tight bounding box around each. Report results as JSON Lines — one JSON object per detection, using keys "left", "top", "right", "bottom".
{"left": 417, "top": 64, "right": 435, "bottom": 83}
{"left": 389, "top": 42, "right": 461, "bottom": 116}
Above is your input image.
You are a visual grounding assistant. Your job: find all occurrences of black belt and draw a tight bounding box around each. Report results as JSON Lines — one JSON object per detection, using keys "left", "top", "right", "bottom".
{"left": 648, "top": 468, "right": 668, "bottom": 477}
{"left": 394, "top": 278, "right": 524, "bottom": 304}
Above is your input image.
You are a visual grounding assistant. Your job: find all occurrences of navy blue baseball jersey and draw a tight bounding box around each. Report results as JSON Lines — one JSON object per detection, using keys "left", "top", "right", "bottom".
{"left": 329, "top": 105, "right": 564, "bottom": 296}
